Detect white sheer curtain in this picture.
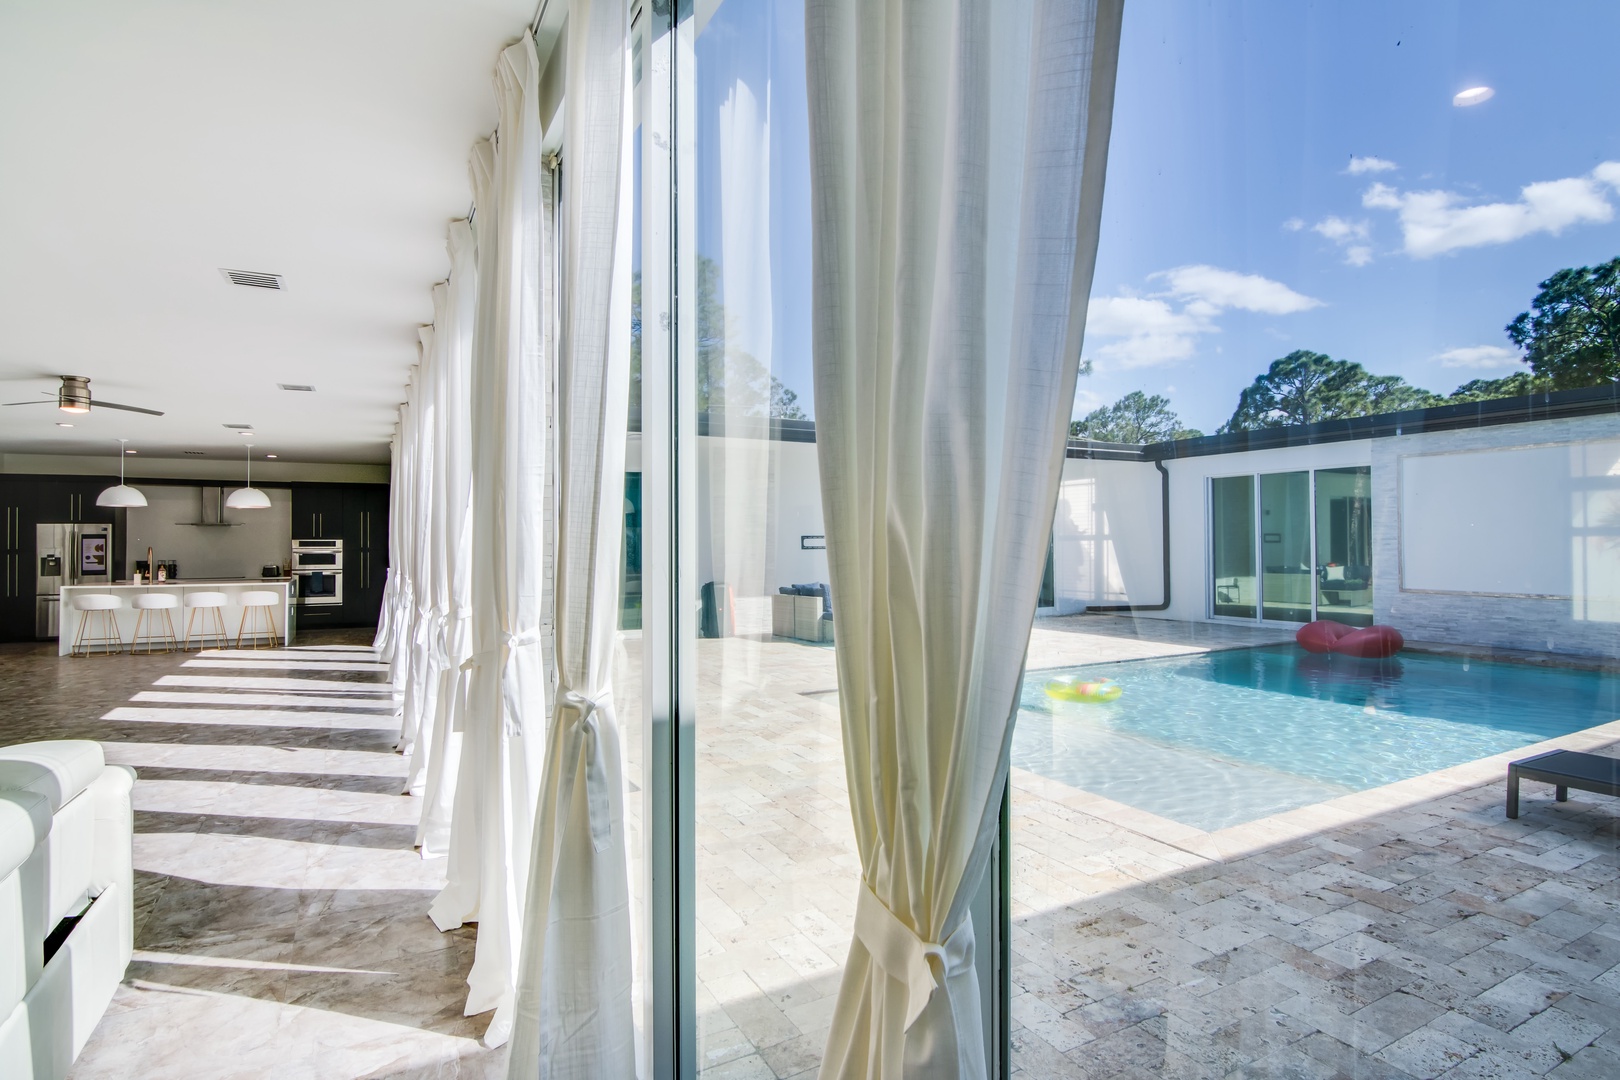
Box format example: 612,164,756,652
507,0,634,1072
417,220,478,858
375,426,402,660
429,31,552,1051
390,380,420,720
804,0,1121,1075
403,311,445,787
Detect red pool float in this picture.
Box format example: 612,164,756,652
1296,620,1404,659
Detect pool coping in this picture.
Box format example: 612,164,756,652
1012,717,1620,866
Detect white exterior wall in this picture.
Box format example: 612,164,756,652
1158,440,1374,623
1374,413,1620,658
625,429,828,598
1049,458,1164,614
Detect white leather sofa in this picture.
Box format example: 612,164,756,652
0,741,134,1079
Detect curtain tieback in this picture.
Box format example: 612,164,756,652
459,630,545,736
556,689,614,854
854,882,974,1033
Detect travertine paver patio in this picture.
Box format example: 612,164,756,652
689,613,1620,1079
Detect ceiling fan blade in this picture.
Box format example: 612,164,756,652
93,399,165,417
1,399,53,406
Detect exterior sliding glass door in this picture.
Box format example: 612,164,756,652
1209,466,1374,625
1210,475,1257,618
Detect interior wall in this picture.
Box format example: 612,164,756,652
124,486,294,581
0,454,389,484
1375,414,1620,656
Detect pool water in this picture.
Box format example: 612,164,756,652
1012,646,1620,832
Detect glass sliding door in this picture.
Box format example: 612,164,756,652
1259,470,1313,623
1314,466,1373,627
1210,475,1257,618
677,2,857,1075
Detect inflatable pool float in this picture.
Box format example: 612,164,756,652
1296,619,1405,659
1045,676,1122,703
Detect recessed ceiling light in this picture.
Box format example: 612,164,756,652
239,431,255,436
1453,86,1494,107
265,453,277,459
56,422,73,428
125,449,137,454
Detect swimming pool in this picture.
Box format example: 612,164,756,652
1012,646,1620,832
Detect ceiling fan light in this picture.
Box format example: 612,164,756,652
96,484,147,508
225,487,272,510
58,375,93,413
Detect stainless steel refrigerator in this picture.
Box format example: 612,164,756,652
36,522,114,639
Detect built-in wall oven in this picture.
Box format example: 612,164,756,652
292,538,342,606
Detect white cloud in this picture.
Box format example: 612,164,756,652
1363,161,1620,257
1085,296,1207,368
1433,345,1525,370
1347,155,1398,175
1282,217,1305,232
1345,245,1373,267
1312,216,1370,243
1084,267,1321,370
1155,265,1323,315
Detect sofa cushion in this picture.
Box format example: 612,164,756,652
0,794,49,884
0,742,105,812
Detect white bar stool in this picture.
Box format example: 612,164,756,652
70,594,124,657
183,591,230,651
237,591,281,650
131,593,181,654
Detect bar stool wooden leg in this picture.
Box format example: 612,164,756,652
71,608,89,658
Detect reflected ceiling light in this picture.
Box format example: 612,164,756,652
1453,86,1494,107
96,439,148,507
225,443,272,509
56,422,73,428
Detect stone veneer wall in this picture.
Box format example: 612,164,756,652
1372,412,1620,659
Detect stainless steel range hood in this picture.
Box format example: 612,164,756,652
176,486,243,526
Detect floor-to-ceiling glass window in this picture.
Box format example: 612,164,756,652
675,2,855,1075
1008,3,1620,1077
1259,470,1313,623
1210,475,1257,618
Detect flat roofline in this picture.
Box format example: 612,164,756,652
1066,382,1620,462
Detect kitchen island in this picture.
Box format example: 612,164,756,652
58,579,295,655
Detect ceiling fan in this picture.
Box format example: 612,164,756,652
1,375,164,417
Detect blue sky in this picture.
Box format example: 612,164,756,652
694,1,1620,433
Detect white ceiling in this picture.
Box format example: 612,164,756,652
0,0,536,465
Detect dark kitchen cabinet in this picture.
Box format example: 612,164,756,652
290,482,389,629
291,485,346,541
342,485,389,629
0,477,34,643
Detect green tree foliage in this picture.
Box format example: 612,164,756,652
1446,370,1555,403
1507,256,1620,389
1070,391,1202,443
1220,350,1442,432
629,257,807,421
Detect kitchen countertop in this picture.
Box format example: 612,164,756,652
65,578,294,588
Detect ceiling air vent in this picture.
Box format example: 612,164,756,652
223,423,253,430
183,450,207,456
278,383,315,392
220,268,284,290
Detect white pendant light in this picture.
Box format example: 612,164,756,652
226,443,272,509
96,439,148,507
